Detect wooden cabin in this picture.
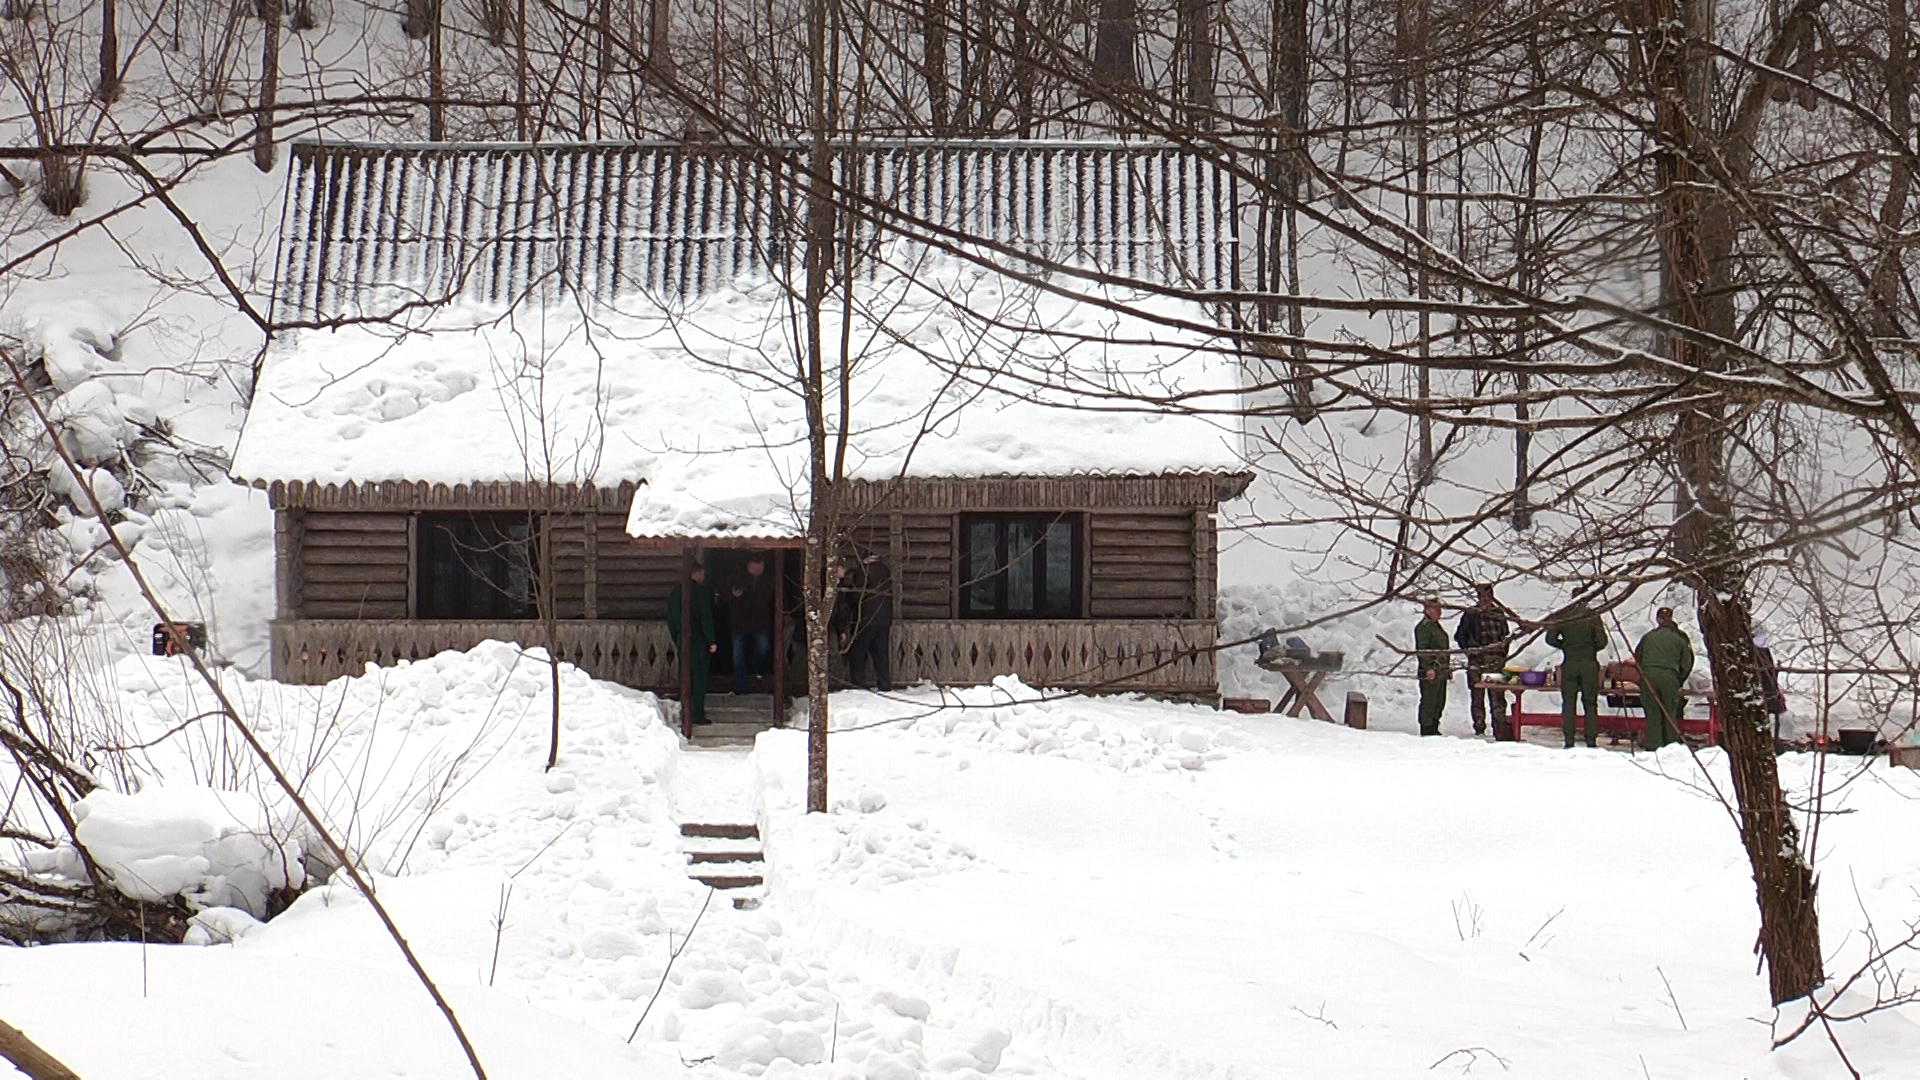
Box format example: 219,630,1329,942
235,141,1252,707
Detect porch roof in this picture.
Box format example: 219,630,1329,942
231,258,1248,538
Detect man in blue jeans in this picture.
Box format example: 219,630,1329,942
726,554,774,694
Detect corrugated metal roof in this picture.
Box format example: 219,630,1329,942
272,140,1245,323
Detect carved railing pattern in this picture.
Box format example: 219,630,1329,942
271,617,1219,696
269,619,678,687
891,619,1217,695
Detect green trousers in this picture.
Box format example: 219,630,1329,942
1418,673,1447,735
1641,668,1684,750
683,645,711,724
1560,660,1600,747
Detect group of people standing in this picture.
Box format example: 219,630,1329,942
665,549,895,725
1412,586,1774,750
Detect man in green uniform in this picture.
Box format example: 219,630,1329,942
1634,607,1695,751
666,564,718,726
1545,594,1608,748
1415,599,1450,737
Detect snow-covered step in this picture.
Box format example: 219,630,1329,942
680,822,759,841
678,821,766,909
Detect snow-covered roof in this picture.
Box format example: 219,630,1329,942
231,259,1248,539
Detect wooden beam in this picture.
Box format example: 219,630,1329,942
679,547,694,739
888,507,904,621
0,1015,81,1080
772,552,787,726
583,509,598,620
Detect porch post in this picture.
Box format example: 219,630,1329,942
772,550,787,726
679,546,694,739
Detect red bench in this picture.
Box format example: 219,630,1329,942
1475,682,1721,745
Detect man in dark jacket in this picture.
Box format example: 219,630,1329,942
834,550,894,692
1414,599,1450,736
1545,594,1608,748
1634,607,1695,751
666,564,718,725
726,554,774,694
1454,583,1513,738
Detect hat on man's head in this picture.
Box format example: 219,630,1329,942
1656,606,1675,623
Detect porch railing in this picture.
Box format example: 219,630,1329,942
269,618,678,687
271,617,1219,696
891,619,1218,696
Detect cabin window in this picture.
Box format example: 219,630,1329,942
415,513,538,619
958,513,1083,619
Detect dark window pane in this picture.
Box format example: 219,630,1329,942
1006,522,1036,612
416,513,537,619
967,520,999,612
1044,521,1074,614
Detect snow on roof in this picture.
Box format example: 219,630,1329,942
231,258,1247,538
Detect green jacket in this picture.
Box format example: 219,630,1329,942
666,582,717,646
1545,604,1608,664
1415,617,1450,677
1635,624,1695,680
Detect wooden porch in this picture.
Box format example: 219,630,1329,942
268,617,1218,697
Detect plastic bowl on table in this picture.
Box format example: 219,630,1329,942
1518,670,1549,687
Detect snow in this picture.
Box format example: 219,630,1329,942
228,259,1247,538
752,689,1920,1079
65,786,302,917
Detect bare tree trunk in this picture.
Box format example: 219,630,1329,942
1512,35,1544,530
39,154,82,216
404,0,432,39
428,0,444,138
595,0,612,137
1266,0,1313,418
540,514,561,770
648,0,675,85
804,0,833,814
1011,0,1035,136
1411,0,1434,487
515,0,528,137
291,0,315,32
254,0,281,172
1093,0,1136,86
0,1015,81,1080
1871,0,1913,338
1177,0,1213,123
97,0,120,102
924,0,950,133
1630,0,1823,1004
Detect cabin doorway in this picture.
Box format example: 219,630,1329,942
698,548,801,696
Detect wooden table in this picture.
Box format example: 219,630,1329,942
1259,653,1343,723
1474,681,1721,744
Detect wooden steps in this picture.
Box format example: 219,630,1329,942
678,821,766,909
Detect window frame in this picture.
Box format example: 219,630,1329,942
414,511,540,619
956,512,1085,620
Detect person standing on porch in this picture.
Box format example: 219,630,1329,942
1634,607,1695,751
727,554,775,694
836,549,894,692
1545,592,1608,748
1414,599,1450,737
1453,583,1513,738
667,564,717,726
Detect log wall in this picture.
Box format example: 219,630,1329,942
289,511,410,619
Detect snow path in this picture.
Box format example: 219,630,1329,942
674,746,761,825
